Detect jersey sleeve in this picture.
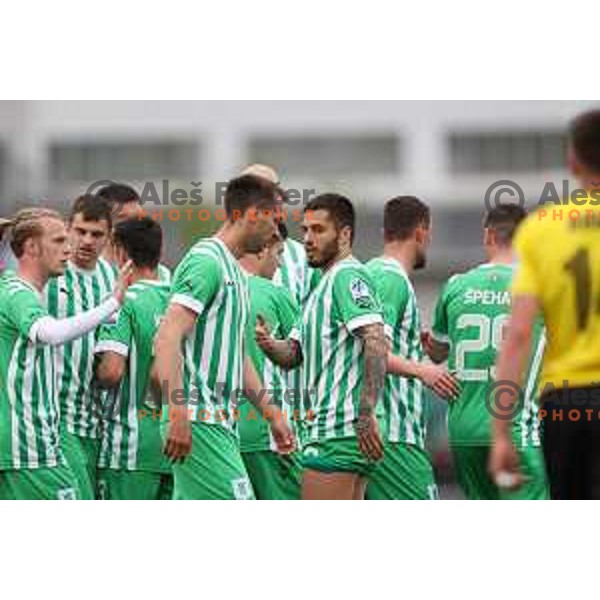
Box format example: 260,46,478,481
5,281,48,341
511,216,541,299
374,270,410,341
431,277,455,343
95,300,133,357
275,286,300,339
332,267,383,334
170,252,222,315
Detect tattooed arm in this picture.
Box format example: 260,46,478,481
354,322,387,461
254,315,303,370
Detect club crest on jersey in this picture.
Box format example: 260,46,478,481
349,277,373,308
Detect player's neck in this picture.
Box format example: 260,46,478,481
383,243,414,275
216,223,245,259
131,267,158,284
486,247,514,265
238,256,260,276
71,256,98,272
17,261,48,292
323,246,352,272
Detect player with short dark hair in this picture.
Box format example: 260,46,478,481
365,196,458,500
427,204,548,499
383,195,431,244
94,217,173,500
304,193,356,245
261,193,387,500
112,217,162,269
96,183,141,223
568,109,600,173
154,174,295,500
491,110,600,499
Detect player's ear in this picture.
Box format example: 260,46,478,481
24,236,40,258
483,227,494,247
339,225,352,247
414,225,427,244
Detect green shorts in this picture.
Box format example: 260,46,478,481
302,437,379,477
170,423,255,500
366,442,438,500
242,451,301,500
97,469,174,500
0,464,79,500
451,444,549,500
61,431,100,500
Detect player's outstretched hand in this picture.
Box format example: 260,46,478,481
489,435,524,491
270,415,296,455
356,414,384,462
164,417,192,463
255,314,275,353
420,363,460,400
113,260,134,305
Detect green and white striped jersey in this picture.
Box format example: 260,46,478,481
432,263,544,448
239,274,300,453
45,259,116,439
367,257,427,448
297,256,383,443
0,275,63,469
95,279,171,472
169,237,249,432
273,238,320,306
273,238,321,441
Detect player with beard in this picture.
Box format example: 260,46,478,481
365,196,459,500
154,175,295,500
257,194,387,500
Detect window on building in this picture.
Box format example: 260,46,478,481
448,130,567,174
248,134,400,178
49,140,199,181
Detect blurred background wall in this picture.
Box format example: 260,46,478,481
1,100,597,495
